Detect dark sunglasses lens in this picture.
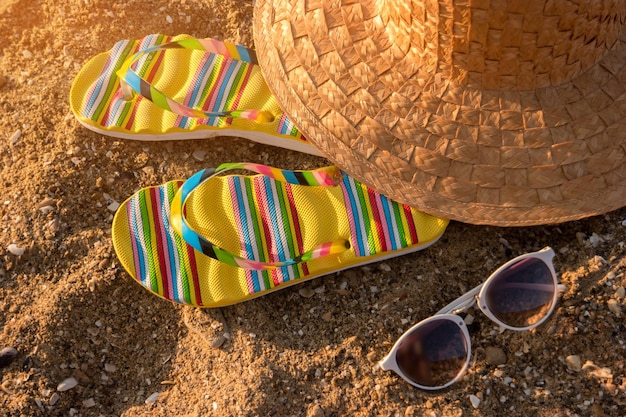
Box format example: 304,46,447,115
395,319,468,388
485,257,555,328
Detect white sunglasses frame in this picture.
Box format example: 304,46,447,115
378,246,565,390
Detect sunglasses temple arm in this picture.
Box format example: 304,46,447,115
435,283,484,315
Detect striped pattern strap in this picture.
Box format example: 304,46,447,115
170,163,350,270
116,38,275,123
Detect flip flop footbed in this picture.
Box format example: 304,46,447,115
70,34,317,155
112,173,449,307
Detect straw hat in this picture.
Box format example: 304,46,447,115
253,0,626,226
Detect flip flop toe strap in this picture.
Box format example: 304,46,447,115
115,38,275,123
170,163,350,270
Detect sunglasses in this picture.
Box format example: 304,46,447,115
378,246,566,390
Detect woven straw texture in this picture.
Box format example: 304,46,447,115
253,0,626,226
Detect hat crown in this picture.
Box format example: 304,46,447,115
383,0,626,90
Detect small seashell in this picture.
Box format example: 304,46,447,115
22,50,33,58
49,393,60,406
607,299,622,315
0,347,18,368
565,355,582,372
9,129,21,145
166,15,173,23
7,244,24,256
299,288,315,298
210,335,226,349
57,377,78,392
145,392,160,404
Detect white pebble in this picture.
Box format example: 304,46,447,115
615,287,625,300
145,392,160,404
57,377,78,392
104,363,117,373
7,244,24,256
469,394,481,408
107,201,120,212
82,398,96,408
589,232,604,247
9,129,21,145
166,15,173,23
192,150,207,161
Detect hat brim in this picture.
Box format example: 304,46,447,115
253,0,626,226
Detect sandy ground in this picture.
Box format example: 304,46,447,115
0,0,625,416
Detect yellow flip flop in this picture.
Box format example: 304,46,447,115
112,163,449,308
70,34,319,155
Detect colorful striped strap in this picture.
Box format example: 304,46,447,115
170,163,350,270
115,38,275,123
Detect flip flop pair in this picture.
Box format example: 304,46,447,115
72,34,450,307
70,34,319,155
112,163,449,308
